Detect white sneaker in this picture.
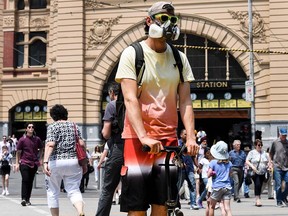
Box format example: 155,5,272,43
1,190,6,195
5,189,9,195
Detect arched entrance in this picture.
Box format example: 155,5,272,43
93,14,263,145
10,100,47,142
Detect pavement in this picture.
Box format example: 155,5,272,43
1,170,288,216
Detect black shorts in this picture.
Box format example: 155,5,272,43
0,165,11,176
120,138,178,212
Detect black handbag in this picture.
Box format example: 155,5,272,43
263,171,270,183
245,168,254,185
88,165,94,173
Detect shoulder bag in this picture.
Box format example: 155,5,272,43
245,151,261,185
73,123,87,166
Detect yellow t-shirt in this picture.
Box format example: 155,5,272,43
115,41,194,140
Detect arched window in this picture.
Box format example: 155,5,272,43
174,34,246,81
15,31,47,68
29,32,47,66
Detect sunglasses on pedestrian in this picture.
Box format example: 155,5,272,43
153,14,179,24
256,144,263,147
28,126,34,129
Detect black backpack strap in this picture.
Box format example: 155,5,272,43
131,42,183,84
130,42,145,86
168,43,184,82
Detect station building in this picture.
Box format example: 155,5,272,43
1,0,288,148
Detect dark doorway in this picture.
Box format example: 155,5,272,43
177,114,250,151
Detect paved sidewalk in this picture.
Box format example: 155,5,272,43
1,171,288,216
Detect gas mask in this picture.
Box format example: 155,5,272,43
149,20,180,41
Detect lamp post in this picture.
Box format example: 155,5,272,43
248,0,255,143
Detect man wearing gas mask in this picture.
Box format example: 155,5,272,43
115,2,199,216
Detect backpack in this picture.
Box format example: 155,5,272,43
116,41,184,132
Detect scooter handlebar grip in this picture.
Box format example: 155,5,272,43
142,145,151,152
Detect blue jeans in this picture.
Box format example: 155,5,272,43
187,172,197,206
273,167,288,204
243,182,250,194
198,177,208,203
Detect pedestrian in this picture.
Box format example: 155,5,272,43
0,135,11,155
10,134,18,156
80,150,93,193
0,145,13,195
43,104,86,216
195,136,208,200
246,139,272,207
95,82,124,216
196,127,207,144
178,129,187,147
178,129,190,201
15,122,43,206
91,145,102,184
242,145,252,198
207,141,233,216
197,147,211,208
180,146,199,210
229,140,246,203
269,127,288,207
115,2,199,215
261,147,274,199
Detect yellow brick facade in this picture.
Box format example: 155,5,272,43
1,0,288,147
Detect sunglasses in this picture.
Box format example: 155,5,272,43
28,126,34,129
257,144,263,147
153,14,178,24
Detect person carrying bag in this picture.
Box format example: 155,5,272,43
246,139,272,207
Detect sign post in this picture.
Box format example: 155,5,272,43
245,80,254,102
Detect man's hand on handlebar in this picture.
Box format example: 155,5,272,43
140,137,163,154
185,138,199,156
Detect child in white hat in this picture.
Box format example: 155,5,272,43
207,141,233,216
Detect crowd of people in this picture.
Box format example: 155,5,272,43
1,123,288,215
174,126,288,216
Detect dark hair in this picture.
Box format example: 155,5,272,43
50,104,68,121
25,122,34,128
200,136,207,143
254,139,262,146
24,122,36,136
144,20,149,35
204,147,210,155
107,82,120,96
2,145,8,150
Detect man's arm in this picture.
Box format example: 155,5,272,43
15,150,21,172
178,82,198,156
269,142,275,162
102,121,112,140
121,78,162,154
97,149,108,169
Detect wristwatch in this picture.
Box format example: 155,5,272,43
43,161,48,164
